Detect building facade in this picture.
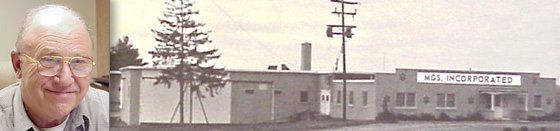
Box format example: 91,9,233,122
118,67,331,124
116,43,558,124
117,66,558,125
227,70,329,123
330,68,558,120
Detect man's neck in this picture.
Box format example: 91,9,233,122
23,104,69,128
33,118,66,128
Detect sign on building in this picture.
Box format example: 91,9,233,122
417,72,521,86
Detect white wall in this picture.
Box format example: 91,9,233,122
120,67,231,124
330,81,377,120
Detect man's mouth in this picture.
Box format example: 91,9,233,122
46,89,76,94
45,89,77,101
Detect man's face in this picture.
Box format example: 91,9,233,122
18,18,93,121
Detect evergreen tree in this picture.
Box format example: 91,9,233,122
149,0,226,124
110,36,146,70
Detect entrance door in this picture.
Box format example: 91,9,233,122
494,95,504,119
320,90,331,115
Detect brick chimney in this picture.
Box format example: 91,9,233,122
301,42,311,71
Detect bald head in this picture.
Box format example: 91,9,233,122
10,5,95,127
15,5,90,53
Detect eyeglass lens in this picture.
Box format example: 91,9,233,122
37,56,93,77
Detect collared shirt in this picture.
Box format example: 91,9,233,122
0,83,109,131
42,115,68,131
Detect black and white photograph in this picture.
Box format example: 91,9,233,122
1,0,559,131
108,0,560,130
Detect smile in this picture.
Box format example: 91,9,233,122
45,89,76,94
45,89,77,102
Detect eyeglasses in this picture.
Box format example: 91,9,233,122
22,54,95,77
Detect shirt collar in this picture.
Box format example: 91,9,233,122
13,85,91,131
13,86,38,131
66,102,90,130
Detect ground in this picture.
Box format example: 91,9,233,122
327,121,560,131
111,120,560,131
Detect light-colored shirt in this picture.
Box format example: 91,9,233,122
0,83,109,131
42,115,69,131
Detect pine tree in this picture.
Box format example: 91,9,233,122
110,36,146,70
149,0,226,124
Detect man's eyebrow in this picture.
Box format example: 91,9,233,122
36,46,91,58
74,53,92,58
37,47,57,56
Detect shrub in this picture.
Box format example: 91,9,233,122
549,111,560,121
376,111,398,123
465,112,485,121
453,115,466,121
376,95,397,123
394,113,405,120
287,110,316,122
528,111,560,121
377,112,486,122
396,113,429,121
437,112,452,121
520,126,528,131
395,113,413,121
419,113,436,121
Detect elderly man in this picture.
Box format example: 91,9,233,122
0,5,108,131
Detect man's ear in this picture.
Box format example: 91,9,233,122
10,50,22,79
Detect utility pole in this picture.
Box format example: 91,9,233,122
326,0,358,121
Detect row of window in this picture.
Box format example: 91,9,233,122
395,92,546,109
397,93,455,108
246,89,547,109
246,89,369,105
245,89,310,102
335,91,369,106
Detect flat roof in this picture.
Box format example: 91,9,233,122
226,69,329,74
397,68,540,75
119,66,550,79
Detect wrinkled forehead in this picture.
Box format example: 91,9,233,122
21,7,92,57
32,7,79,34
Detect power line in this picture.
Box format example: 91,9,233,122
326,0,359,121
208,0,292,67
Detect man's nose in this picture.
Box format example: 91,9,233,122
54,61,75,87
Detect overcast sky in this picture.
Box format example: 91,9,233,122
111,0,560,83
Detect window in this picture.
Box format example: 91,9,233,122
447,94,455,107
245,89,254,94
482,94,491,109
534,95,542,109
349,91,354,105
362,91,368,106
396,92,416,108
326,96,329,101
518,97,525,105
436,93,456,108
336,91,341,103
494,95,501,107
437,94,445,107
274,90,282,95
300,91,308,102
396,93,405,107
406,93,415,107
